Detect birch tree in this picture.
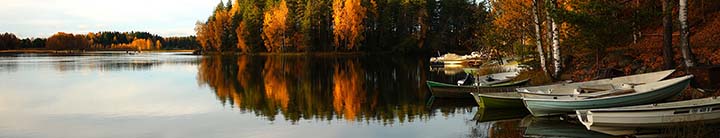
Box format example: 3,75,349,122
547,0,561,77
532,0,547,74
679,0,695,67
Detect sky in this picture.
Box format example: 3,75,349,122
0,0,221,38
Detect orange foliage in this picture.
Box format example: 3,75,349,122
46,32,90,50
195,22,210,50
332,0,366,50
236,22,250,52
262,0,290,52
109,39,161,51
492,0,532,31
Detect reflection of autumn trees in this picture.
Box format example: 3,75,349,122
332,60,365,120
197,55,446,124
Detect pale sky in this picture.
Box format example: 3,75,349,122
0,0,222,38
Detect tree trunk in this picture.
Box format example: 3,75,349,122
679,0,695,67
533,0,548,74
662,0,675,69
549,0,561,77
545,0,553,73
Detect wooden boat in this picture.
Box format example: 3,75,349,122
471,92,524,109
523,75,693,117
576,95,720,131
427,78,529,98
517,69,676,95
470,70,677,108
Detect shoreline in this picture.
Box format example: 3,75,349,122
0,49,417,56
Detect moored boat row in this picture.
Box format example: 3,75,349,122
452,69,720,135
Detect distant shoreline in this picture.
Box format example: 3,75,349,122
0,49,409,56
0,49,195,54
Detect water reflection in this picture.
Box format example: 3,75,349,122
197,55,446,124
0,53,198,72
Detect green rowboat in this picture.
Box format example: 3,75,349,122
471,92,525,109
426,79,529,98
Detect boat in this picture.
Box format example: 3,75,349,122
427,72,529,98
469,70,677,108
517,69,676,95
576,95,720,131
470,92,524,109
523,75,693,117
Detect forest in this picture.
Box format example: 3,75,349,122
194,0,720,80
0,32,199,51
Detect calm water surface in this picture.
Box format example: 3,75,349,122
0,52,714,138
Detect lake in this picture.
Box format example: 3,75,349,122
0,52,716,138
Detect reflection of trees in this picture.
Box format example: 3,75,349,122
332,60,365,120
0,57,18,72
198,55,456,124
51,55,198,72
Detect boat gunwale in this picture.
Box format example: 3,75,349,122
518,69,676,91
427,78,529,88
475,92,522,100
521,75,693,102
586,96,720,112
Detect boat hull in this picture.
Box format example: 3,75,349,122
578,96,720,129
427,79,528,98
523,76,691,116
471,92,524,109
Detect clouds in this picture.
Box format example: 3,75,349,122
0,0,218,38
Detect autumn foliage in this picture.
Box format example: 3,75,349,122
332,0,366,50
46,32,90,50
262,0,290,52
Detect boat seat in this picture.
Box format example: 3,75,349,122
577,84,615,93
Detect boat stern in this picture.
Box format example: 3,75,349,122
576,110,594,130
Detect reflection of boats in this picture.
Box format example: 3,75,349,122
426,72,529,98
522,116,614,138
426,98,477,110
577,96,720,130
474,108,529,123
523,75,693,117
518,70,676,96
471,92,524,109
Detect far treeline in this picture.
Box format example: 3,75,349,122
0,32,200,51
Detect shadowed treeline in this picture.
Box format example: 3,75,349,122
197,55,472,124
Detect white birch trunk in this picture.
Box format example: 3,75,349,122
533,0,547,73
545,1,553,69
548,0,561,77
679,0,695,67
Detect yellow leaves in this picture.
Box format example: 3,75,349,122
262,0,290,52
109,38,160,51
333,0,366,50
492,0,532,31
